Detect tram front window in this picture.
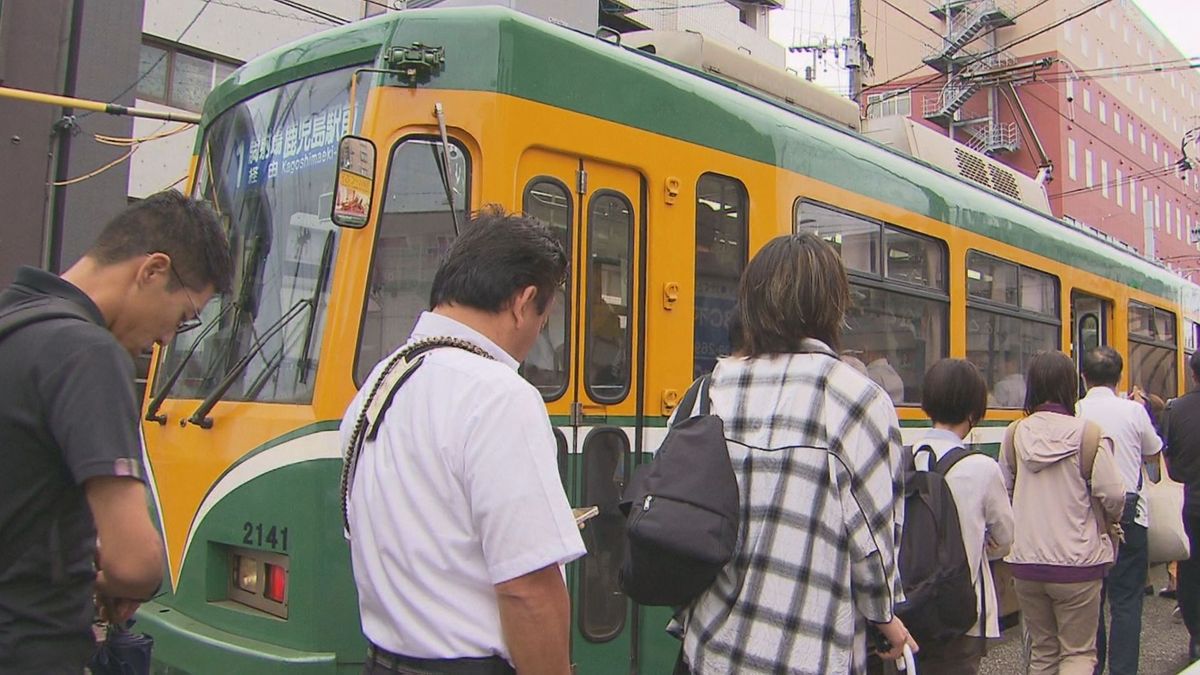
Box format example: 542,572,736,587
154,66,366,404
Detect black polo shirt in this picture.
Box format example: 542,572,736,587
0,267,144,671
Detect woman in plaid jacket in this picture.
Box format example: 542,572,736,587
677,233,916,674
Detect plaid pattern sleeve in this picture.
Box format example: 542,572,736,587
680,342,905,675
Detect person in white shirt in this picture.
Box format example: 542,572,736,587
912,359,1015,675
341,208,586,675
1076,346,1162,675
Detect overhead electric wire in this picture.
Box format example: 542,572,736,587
1020,83,1200,213
877,0,945,40
864,0,1098,109
267,0,347,24
98,1,212,111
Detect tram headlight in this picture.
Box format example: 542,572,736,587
234,555,259,593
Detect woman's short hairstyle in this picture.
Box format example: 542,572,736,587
921,359,989,427
737,233,849,357
1023,350,1079,415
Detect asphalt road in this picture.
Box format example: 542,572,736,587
980,565,1194,675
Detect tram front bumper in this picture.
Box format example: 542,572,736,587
136,599,342,674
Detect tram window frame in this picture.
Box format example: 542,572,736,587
584,190,635,405
520,177,573,401
794,199,950,405
352,135,471,386
694,173,748,379
1128,301,1178,399
578,427,630,642
965,250,1061,408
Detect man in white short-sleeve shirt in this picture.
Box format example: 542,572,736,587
1076,345,1162,675
341,208,585,675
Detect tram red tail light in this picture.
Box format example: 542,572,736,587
264,563,288,603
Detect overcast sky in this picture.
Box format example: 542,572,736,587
769,0,1200,96
1132,0,1199,58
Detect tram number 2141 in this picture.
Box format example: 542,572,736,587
242,521,290,551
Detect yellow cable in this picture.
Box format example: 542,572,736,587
50,147,136,186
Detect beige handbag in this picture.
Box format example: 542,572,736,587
1147,454,1191,564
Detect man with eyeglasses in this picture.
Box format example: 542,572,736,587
0,191,233,673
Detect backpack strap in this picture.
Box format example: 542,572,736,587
1080,420,1102,483
1002,419,1021,481
0,297,94,345
341,336,494,534
933,445,978,477
672,375,711,427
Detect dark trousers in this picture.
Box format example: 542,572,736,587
1095,521,1148,675
1179,513,1200,644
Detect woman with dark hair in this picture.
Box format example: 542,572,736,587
999,351,1125,675
910,359,1013,674
675,233,914,674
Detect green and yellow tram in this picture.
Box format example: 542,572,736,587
139,7,1200,672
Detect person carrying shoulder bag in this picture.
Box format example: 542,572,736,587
1000,351,1126,675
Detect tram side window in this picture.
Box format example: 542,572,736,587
694,174,748,378
796,200,948,405
585,193,633,403
1129,302,1177,400
966,251,1060,408
1186,321,1199,390
521,179,572,400
354,138,469,384
579,429,629,642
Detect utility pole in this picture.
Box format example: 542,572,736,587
848,0,862,104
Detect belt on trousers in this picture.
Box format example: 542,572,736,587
366,644,516,675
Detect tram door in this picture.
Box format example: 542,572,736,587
518,150,644,674
1072,293,1110,393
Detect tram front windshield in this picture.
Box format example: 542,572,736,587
154,67,364,405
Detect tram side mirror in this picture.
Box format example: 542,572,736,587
332,135,376,229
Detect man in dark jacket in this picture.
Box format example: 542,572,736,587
1162,350,1200,662
0,192,232,672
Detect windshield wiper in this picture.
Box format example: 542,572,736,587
243,229,336,399
433,102,460,236
145,300,239,424
186,298,312,429
297,229,336,384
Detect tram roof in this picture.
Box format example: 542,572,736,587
205,6,1193,305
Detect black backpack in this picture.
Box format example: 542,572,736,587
894,445,979,647
618,375,740,607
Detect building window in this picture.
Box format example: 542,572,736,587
1116,169,1124,206
1081,32,1090,56
1167,202,1173,234
363,0,386,17
1178,207,1184,240
1155,193,1161,228
136,39,239,112
1085,149,1094,188
1114,111,1121,135
1099,100,1107,124
1154,142,1159,162
1101,160,1110,198
865,92,911,119
1067,138,1077,181
1131,177,1138,214
1142,131,1147,154
1128,122,1134,144
1066,78,1075,101
739,5,759,28
1083,88,1092,112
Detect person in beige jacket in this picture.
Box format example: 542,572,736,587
999,351,1126,675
